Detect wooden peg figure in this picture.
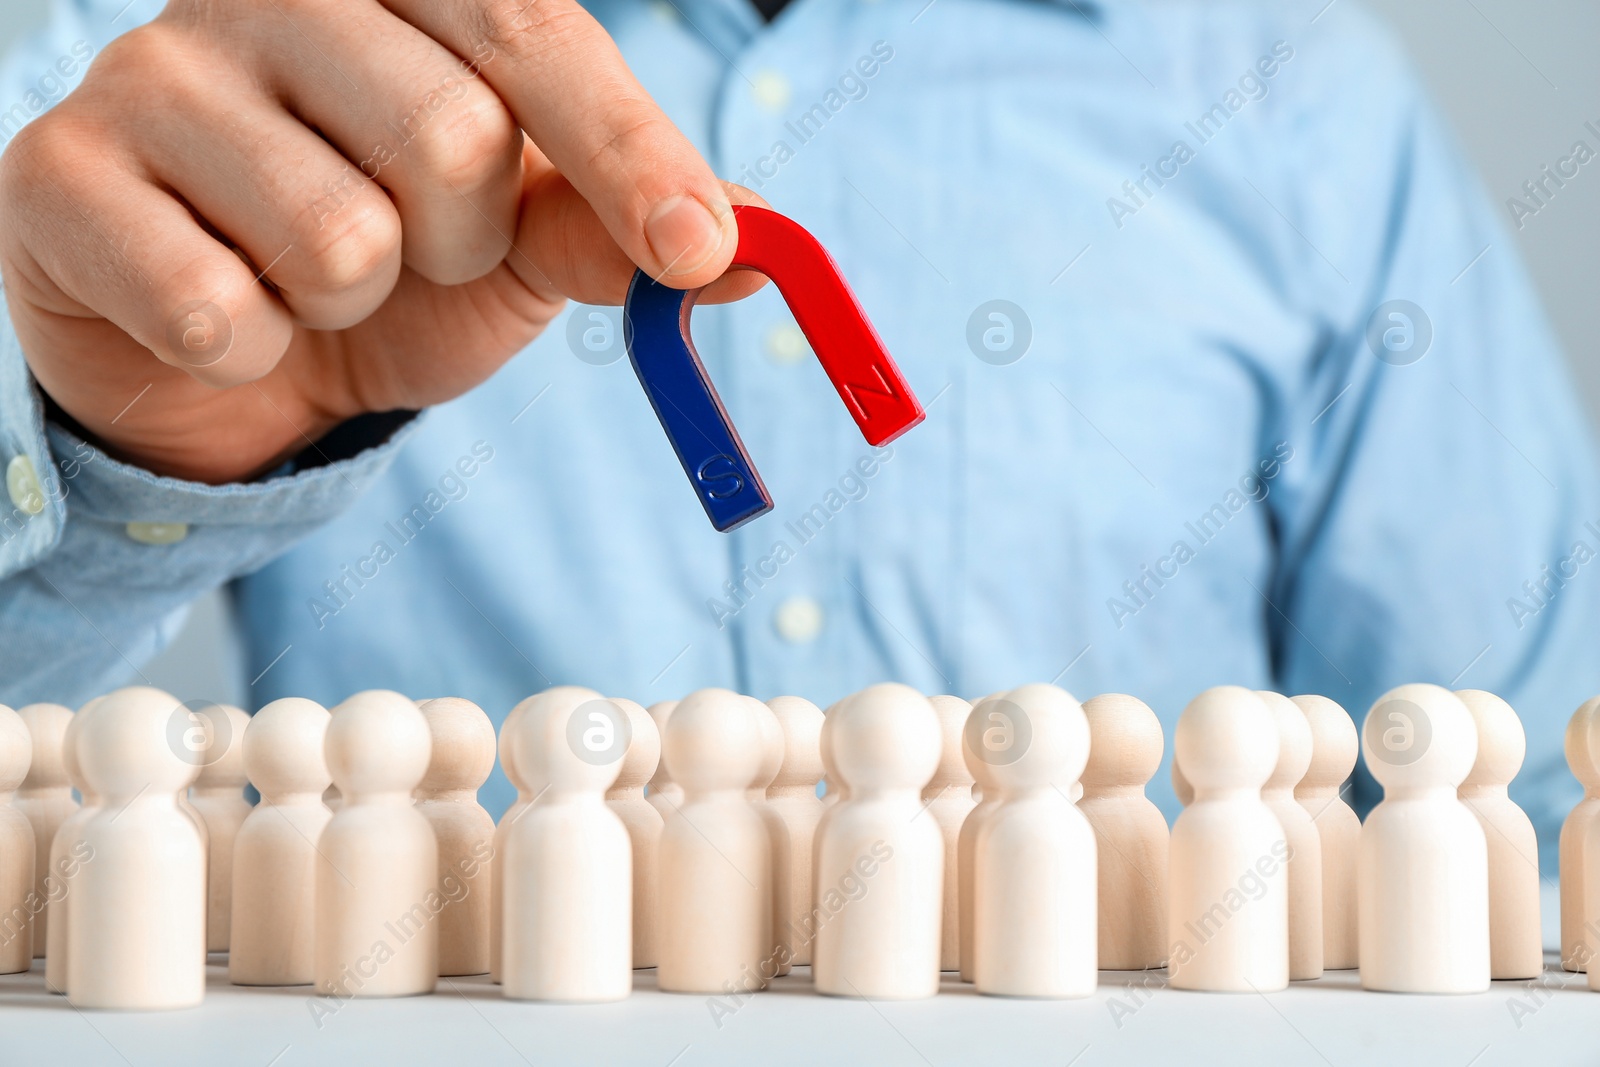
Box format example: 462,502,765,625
45,696,101,996
314,690,438,998
645,700,681,823
819,699,849,809
1562,697,1600,972
925,695,976,972
1358,684,1488,994
417,697,498,977
1172,755,1194,807
766,696,825,968
657,688,773,994
1167,686,1287,992
958,699,1005,984
603,697,662,970
188,703,252,954
490,690,590,982
14,703,74,958
1452,690,1540,981
0,705,34,973
813,683,943,1000
1292,694,1360,971
1576,704,1600,992
490,691,545,983
810,705,844,959
174,734,210,867
1257,691,1323,981
1079,693,1167,971
229,697,332,986
971,684,1096,997
501,689,632,1001
744,697,791,976
69,687,206,1009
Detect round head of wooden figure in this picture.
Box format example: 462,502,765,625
326,690,432,799
1080,694,1162,795
745,697,784,793
832,683,940,796
418,697,497,797
819,710,839,791
662,688,763,796
192,704,251,790
0,705,31,796
646,700,679,792
244,697,331,800
1171,758,1194,806
501,694,545,794
962,699,1006,797
1361,683,1477,794
1457,690,1526,791
983,684,1088,794
1175,686,1277,796
606,697,660,794
926,695,976,792
16,703,72,792
513,686,625,796
77,686,195,801
1291,695,1357,794
767,696,824,793
1568,697,1600,790
61,704,90,795
1257,691,1314,794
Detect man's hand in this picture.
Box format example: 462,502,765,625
0,0,764,484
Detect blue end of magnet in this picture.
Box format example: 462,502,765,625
623,270,773,532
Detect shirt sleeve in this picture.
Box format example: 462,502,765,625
0,286,420,708
1257,14,1600,865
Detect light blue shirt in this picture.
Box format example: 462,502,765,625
3,0,1597,869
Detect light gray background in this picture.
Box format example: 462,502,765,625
3,0,1597,707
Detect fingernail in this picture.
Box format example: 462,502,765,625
645,196,728,277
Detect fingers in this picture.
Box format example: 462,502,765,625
507,151,767,307
701,185,774,304
261,1,524,287
377,0,738,288
135,82,405,331
0,115,294,390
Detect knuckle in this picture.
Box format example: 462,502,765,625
472,0,590,63
90,25,216,116
406,91,518,193
153,265,269,381
0,114,108,226
0,114,49,193
0,117,75,195
91,24,174,89
295,188,401,294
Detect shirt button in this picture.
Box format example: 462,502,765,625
765,324,810,365
774,596,824,644
6,455,45,516
752,71,792,112
125,522,189,545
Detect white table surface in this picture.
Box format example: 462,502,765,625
3,884,1590,1067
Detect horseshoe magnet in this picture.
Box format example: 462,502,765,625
623,205,924,532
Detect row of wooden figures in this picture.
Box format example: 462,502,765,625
0,680,1574,1009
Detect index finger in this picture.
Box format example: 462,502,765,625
375,0,737,288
